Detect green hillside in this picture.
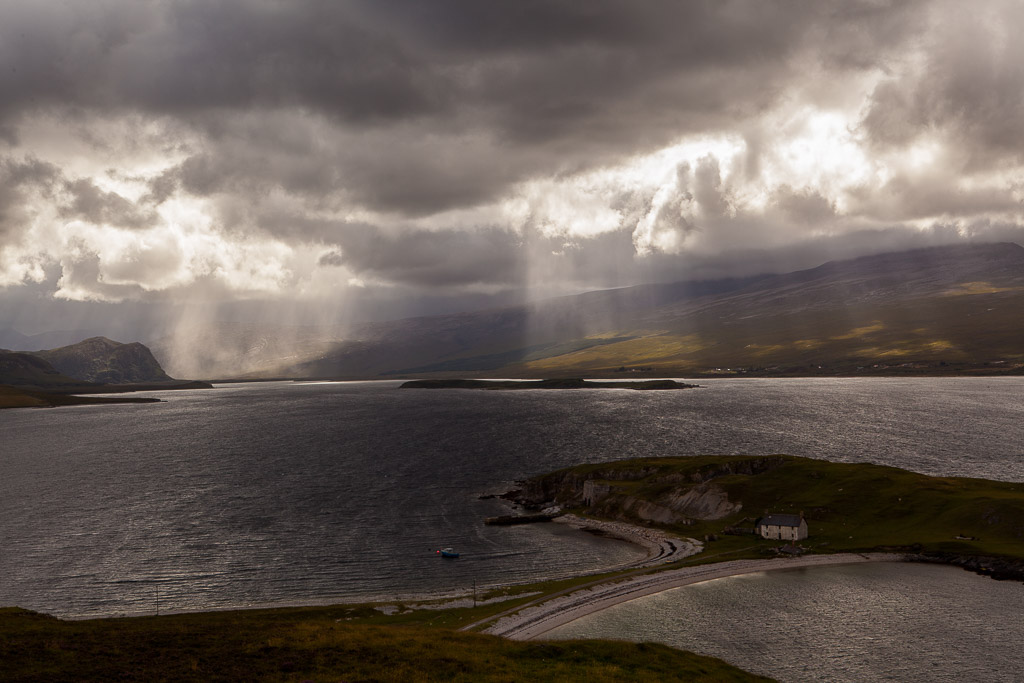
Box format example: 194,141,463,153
288,243,1024,379
523,455,1024,562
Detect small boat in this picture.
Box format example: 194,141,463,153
437,547,460,558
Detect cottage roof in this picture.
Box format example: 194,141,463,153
760,513,803,528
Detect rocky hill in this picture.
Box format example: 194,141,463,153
34,337,172,384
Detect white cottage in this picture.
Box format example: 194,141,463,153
756,513,808,541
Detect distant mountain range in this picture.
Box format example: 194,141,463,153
4,243,1022,382
0,328,108,352
282,242,1024,378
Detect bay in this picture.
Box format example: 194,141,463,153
2,377,1023,620
546,561,1024,683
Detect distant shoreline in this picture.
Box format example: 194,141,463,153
399,378,698,390
0,381,210,410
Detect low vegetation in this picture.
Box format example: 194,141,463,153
0,606,771,682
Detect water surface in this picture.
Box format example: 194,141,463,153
547,561,1024,683
2,377,1022,619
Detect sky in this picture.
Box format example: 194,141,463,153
1,0,1023,338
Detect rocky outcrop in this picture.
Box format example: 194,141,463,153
592,484,741,526
909,552,1024,582
34,337,173,384
662,484,742,520
512,456,780,526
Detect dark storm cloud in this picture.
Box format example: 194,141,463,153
330,225,524,288
772,186,837,225
0,155,156,238
0,1,445,127
60,178,157,229
0,156,59,239
0,0,928,217
859,0,1024,166
1,0,1022,321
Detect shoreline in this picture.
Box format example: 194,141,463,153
552,514,703,569
482,552,907,641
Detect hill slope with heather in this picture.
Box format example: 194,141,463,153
284,242,1024,379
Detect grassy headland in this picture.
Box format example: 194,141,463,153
516,455,1024,569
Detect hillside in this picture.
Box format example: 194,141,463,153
34,337,172,384
0,351,98,391
284,242,1024,378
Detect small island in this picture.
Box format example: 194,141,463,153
400,378,698,390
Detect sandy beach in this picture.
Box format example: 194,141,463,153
552,514,703,569
483,552,908,640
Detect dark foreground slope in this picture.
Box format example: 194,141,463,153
0,606,770,683
288,242,1024,378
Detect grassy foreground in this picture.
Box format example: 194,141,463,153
0,606,771,682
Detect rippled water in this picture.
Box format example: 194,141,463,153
2,377,1023,621
547,561,1024,683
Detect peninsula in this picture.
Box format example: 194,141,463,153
469,454,1024,639
505,454,1024,578
5,453,1021,681
400,378,698,390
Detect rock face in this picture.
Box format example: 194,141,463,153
516,455,784,526
34,337,173,384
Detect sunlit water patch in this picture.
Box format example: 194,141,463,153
546,561,1024,682
2,378,1023,619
